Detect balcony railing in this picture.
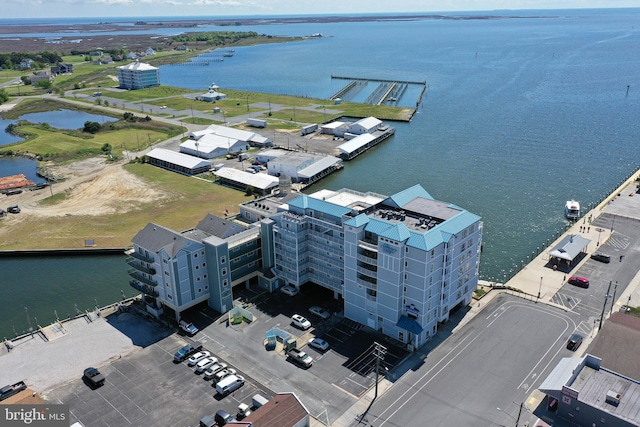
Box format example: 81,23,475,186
358,240,378,252
129,280,159,298
126,258,156,274
128,251,155,263
128,269,158,287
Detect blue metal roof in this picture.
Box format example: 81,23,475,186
397,315,424,334
288,194,352,219
380,222,411,241
344,213,370,227
436,211,481,235
404,211,481,251
386,184,433,208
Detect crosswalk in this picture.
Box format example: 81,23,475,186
550,292,581,311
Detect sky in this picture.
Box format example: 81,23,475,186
2,0,638,19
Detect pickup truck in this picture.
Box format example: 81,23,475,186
179,320,199,335
173,341,203,363
0,381,27,401
83,367,105,388
287,348,313,368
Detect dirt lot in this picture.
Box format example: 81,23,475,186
0,158,167,236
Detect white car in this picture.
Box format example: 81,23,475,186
160,105,167,109
281,286,298,296
308,337,330,352
194,356,218,373
187,351,211,366
203,363,228,380
212,368,237,384
309,306,331,319
291,314,311,330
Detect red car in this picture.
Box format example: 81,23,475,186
568,276,589,288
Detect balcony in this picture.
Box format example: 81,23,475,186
129,280,159,298
128,250,155,263
126,258,156,274
358,240,378,253
128,269,158,287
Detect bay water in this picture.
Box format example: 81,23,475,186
1,9,639,338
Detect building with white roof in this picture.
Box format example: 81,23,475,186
321,121,349,137
146,148,211,175
129,183,482,348
188,124,272,148
214,168,279,196
180,134,246,159
348,116,382,135
116,60,160,90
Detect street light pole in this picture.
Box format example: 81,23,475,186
537,276,543,302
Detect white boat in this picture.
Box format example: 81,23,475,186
565,200,580,219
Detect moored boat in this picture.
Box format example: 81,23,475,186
565,200,580,219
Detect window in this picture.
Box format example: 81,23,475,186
167,294,173,300
195,265,199,270
398,332,404,342
221,256,226,264
197,277,200,281
204,274,207,278
198,288,202,293
194,253,198,258
204,286,208,290
222,268,227,275
223,280,228,287
202,263,206,267
430,249,435,258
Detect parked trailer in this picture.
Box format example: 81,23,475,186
300,124,318,136
252,394,269,409
247,118,267,128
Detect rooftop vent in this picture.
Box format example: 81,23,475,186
606,390,621,406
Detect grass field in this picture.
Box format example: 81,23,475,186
0,163,252,250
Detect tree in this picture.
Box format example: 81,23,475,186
103,100,109,107
83,121,101,134
35,79,52,90
0,89,8,105
101,143,112,153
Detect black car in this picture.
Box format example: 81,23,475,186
567,333,583,351
173,341,203,363
590,252,611,263
83,367,105,387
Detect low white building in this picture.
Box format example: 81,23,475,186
348,116,382,135
188,124,272,148
146,148,211,175
180,134,245,159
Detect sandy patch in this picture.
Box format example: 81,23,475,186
1,158,167,221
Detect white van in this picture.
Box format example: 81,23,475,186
216,374,245,396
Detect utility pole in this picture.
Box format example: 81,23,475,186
599,281,613,331
358,342,386,423
537,276,543,302
515,401,523,427
610,282,618,316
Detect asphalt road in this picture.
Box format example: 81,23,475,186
359,294,582,427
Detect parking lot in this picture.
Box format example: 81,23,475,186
45,333,274,426
42,283,408,426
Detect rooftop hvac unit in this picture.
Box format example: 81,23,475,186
606,390,621,406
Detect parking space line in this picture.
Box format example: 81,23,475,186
330,382,361,399
98,389,132,425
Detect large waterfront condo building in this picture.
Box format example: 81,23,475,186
116,60,160,90
128,184,482,348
